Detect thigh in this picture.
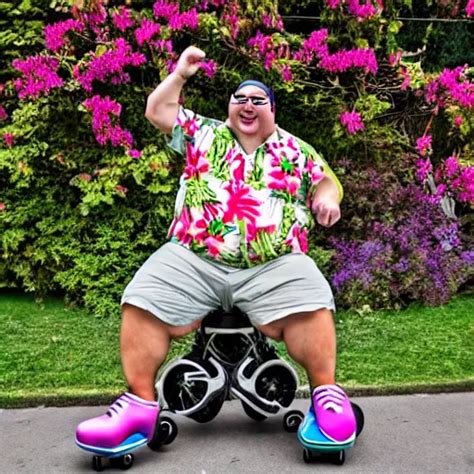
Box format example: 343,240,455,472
121,243,223,326
233,253,335,327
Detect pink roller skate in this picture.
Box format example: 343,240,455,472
312,384,357,443
297,385,364,465
75,393,177,471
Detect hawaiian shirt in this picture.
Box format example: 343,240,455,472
166,107,343,268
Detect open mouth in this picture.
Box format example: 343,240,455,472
240,114,256,125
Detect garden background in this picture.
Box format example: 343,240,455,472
0,0,473,404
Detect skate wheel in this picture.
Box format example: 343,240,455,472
241,401,267,422
148,416,178,451
303,448,313,464
159,416,178,445
92,455,104,472
351,402,365,436
283,410,304,432
118,453,134,470
333,450,345,465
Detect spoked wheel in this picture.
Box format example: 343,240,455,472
148,416,178,451
241,401,267,422
283,410,304,432
92,455,104,472
351,402,365,436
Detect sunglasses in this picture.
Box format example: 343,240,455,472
230,94,269,106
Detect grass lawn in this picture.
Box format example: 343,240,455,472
0,291,472,407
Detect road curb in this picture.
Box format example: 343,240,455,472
1,380,473,409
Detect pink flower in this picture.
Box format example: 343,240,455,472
416,135,432,156
415,158,432,181
199,60,217,78
466,0,474,17
326,0,342,8
0,202,5,212
319,48,378,74
294,29,329,64
444,156,459,178
112,6,135,32
3,133,14,147
12,55,64,100
83,95,134,148
223,7,240,39
44,19,84,52
400,68,411,90
134,19,161,47
340,111,365,134
128,149,142,159
75,38,146,92
454,116,463,127
388,51,402,66
153,0,179,20
0,105,8,121
281,65,292,82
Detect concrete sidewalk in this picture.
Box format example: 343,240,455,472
1,393,473,473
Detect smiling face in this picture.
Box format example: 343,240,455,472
227,85,276,147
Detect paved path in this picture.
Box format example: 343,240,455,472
1,393,473,473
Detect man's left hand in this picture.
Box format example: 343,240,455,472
312,197,341,228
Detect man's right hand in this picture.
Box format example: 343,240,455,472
174,46,206,80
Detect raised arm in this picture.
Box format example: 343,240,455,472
145,46,206,133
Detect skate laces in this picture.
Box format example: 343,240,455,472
313,385,347,415
106,395,129,418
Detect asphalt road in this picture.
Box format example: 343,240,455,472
1,393,473,473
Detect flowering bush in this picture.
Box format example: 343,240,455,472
0,0,472,315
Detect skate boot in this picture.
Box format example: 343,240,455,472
297,385,358,465
75,393,160,455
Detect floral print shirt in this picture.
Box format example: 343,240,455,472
167,107,343,268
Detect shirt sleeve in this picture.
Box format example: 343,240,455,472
166,107,201,156
299,139,344,203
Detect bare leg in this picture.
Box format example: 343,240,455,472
120,303,201,401
258,308,336,388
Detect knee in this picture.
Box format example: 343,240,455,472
257,323,283,341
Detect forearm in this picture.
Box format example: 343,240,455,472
313,176,340,204
145,72,187,133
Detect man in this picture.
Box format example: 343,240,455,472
76,46,356,452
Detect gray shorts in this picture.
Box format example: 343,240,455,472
121,242,335,327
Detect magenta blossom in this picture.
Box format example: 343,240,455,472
74,38,146,92
112,7,135,32
199,60,217,78
0,105,8,121
134,19,161,47
128,149,142,159
319,48,378,74
3,133,14,147
466,0,474,17
454,116,463,127
416,135,432,156
416,158,433,181
83,95,134,148
12,55,64,100
340,111,365,134
44,19,84,52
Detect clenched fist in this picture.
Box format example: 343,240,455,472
175,46,206,80
312,197,341,228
